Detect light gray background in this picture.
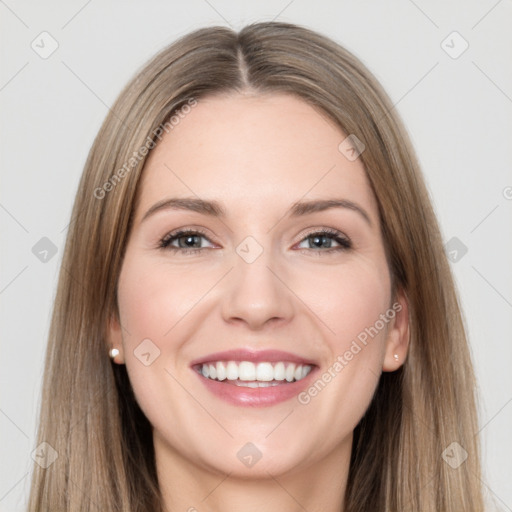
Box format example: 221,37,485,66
1,1,511,511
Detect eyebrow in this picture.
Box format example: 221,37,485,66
141,197,372,226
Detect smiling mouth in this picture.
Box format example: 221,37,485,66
194,360,313,387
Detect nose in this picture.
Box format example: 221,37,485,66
221,247,295,330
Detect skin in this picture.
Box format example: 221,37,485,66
108,92,409,512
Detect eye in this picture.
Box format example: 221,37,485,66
158,227,351,255
159,229,216,254
296,228,352,253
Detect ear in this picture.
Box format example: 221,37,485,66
382,287,410,372
106,312,125,365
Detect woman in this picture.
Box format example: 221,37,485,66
28,21,484,511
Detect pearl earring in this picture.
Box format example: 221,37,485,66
109,348,120,360
393,354,399,362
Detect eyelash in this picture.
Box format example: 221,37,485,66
158,228,352,255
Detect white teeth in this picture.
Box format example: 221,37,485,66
274,362,285,381
199,361,313,384
256,362,274,381
226,361,238,380
239,361,256,381
216,361,227,381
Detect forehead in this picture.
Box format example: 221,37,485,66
135,93,378,223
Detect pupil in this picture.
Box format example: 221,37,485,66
311,235,331,248
180,235,200,248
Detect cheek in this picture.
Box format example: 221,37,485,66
115,257,200,427
293,257,391,353
292,260,391,426
117,257,212,343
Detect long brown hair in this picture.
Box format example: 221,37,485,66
28,22,483,511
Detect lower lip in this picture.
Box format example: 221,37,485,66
194,367,317,407
193,368,317,407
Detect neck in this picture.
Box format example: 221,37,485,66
155,433,351,512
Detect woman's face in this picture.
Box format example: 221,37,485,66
109,93,408,478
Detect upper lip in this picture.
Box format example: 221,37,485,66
190,348,318,367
